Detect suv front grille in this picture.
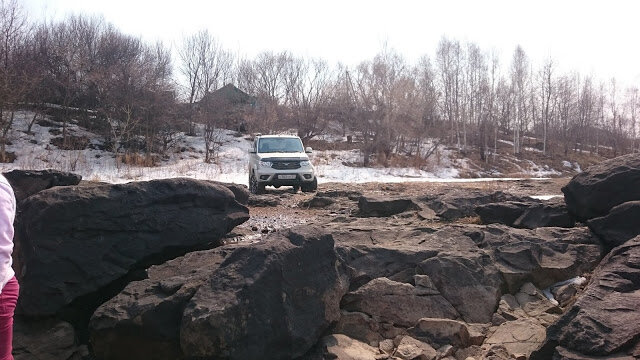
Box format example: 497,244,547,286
271,161,301,170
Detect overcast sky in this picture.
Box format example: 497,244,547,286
23,0,640,87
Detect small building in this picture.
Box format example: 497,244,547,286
198,84,256,132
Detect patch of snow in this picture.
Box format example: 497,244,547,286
0,110,562,186
574,163,582,172
529,195,562,200
562,160,582,173
524,160,561,177
524,147,543,153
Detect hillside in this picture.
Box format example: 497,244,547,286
0,110,609,185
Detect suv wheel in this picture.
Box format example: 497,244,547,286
249,174,264,195
301,178,317,193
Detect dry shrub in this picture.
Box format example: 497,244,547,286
0,151,16,163
50,135,90,150
306,139,361,151
117,153,159,167
373,153,431,169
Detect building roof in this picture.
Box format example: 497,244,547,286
202,83,255,106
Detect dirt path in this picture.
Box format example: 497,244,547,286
226,177,572,243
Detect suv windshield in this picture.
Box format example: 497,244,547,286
258,137,304,153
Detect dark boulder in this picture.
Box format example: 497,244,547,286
3,169,81,202
485,226,603,292
420,190,522,221
475,201,527,226
513,198,575,228
340,276,459,327
562,153,640,221
13,317,88,360
417,252,503,323
16,178,248,316
358,196,418,217
90,246,234,360
587,200,640,248
476,198,574,229
329,218,603,323
180,226,347,359
531,236,640,359
213,182,249,205
407,318,472,348
92,227,347,360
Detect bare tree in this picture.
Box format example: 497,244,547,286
539,58,555,155
350,46,415,166
178,30,233,135
282,56,333,140
510,45,530,155
0,0,27,161
414,55,441,160
464,42,488,156
625,87,639,152
436,37,463,148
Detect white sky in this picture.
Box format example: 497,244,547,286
23,0,640,88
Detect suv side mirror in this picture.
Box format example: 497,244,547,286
305,147,313,154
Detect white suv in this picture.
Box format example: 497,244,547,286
248,135,317,194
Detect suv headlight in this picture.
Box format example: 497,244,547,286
300,160,310,167
259,160,272,168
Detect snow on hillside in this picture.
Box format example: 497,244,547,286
0,111,572,185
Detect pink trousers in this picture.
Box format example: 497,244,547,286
0,277,18,360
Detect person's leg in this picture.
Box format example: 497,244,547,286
0,277,19,360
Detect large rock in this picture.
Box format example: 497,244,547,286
587,200,640,248
531,236,640,359
358,196,418,217
330,311,384,346
357,190,523,221
312,334,381,360
16,178,248,316
92,227,347,360
180,227,347,359
484,318,547,359
562,153,640,221
340,276,459,327
476,198,575,229
480,226,603,292
329,219,603,323
394,335,437,360
419,190,521,221
407,318,471,348
3,169,81,202
89,246,234,359
475,201,526,226
418,252,502,323
13,318,88,360
213,181,249,205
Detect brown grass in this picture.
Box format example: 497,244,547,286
117,153,159,167
306,139,362,151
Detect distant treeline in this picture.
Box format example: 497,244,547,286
1,0,638,165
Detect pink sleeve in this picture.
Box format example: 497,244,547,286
0,180,16,291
